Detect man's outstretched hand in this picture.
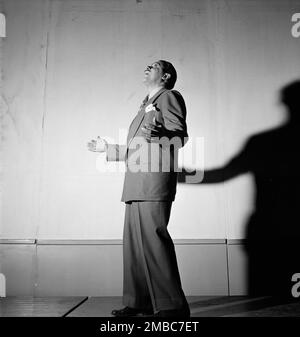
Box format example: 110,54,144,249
87,136,107,152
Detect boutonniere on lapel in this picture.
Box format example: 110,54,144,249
145,103,157,113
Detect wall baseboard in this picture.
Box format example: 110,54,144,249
0,239,248,296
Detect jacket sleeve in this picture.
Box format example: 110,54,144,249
158,90,188,147
106,144,127,162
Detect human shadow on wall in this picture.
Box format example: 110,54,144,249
178,81,300,297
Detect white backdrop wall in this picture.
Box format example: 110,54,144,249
1,0,300,240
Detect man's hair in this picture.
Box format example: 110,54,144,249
157,60,177,89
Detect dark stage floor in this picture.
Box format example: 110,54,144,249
1,296,300,317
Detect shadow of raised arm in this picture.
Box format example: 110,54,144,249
178,145,250,184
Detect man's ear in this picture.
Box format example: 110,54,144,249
162,73,171,81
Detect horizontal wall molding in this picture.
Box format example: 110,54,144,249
0,239,36,245
0,239,228,245
2,239,283,246
227,239,246,245
36,239,123,245
175,239,226,245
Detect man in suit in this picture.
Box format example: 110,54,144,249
87,60,189,317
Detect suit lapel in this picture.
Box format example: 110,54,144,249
126,100,147,144
127,88,167,148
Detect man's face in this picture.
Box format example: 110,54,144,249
143,61,164,87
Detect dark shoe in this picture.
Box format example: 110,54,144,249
154,306,190,318
111,306,153,317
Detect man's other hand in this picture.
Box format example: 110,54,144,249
141,118,168,142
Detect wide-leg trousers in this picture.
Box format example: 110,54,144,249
122,201,188,312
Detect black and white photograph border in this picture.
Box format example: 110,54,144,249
0,0,300,334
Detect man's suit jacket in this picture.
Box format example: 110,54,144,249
107,88,188,202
